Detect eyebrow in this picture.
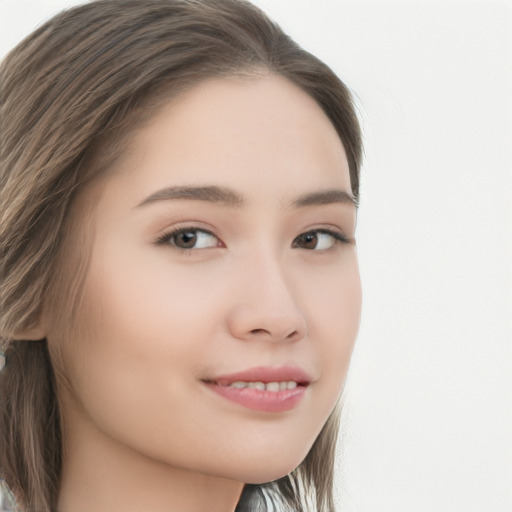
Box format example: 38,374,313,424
293,189,358,209
136,185,358,209
136,185,244,208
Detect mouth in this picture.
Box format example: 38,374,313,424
202,365,312,413
212,380,304,391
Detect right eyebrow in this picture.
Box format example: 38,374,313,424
135,185,245,209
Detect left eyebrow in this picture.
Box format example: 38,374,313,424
135,185,244,208
292,189,358,209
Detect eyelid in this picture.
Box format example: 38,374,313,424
153,223,353,250
155,225,223,248
314,228,352,243
292,228,354,250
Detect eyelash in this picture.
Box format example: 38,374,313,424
155,227,222,250
155,226,352,251
292,229,351,249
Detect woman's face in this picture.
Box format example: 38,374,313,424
50,74,361,485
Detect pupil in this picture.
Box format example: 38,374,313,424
302,233,317,249
177,231,197,248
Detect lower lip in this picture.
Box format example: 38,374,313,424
205,382,307,413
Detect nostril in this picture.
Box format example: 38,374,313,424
249,328,269,336
247,328,301,341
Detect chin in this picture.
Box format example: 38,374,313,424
217,450,309,485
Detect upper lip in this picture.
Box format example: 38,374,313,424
205,365,313,386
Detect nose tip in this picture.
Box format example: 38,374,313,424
226,248,309,343
227,272,307,343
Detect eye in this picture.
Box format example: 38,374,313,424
157,228,221,250
292,229,349,250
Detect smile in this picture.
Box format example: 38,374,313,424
203,366,312,413
224,381,299,391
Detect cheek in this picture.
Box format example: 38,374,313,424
53,264,225,472
305,255,362,394
61,250,219,389
306,253,362,338
54,245,234,426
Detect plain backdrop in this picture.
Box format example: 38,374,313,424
1,1,511,511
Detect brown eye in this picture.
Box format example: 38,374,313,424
173,231,198,249
158,228,220,250
292,230,346,250
293,232,319,250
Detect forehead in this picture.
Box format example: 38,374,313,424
94,74,351,209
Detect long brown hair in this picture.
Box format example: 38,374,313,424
0,1,362,510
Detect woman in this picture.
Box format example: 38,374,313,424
0,1,362,510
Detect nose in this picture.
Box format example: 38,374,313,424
226,254,307,343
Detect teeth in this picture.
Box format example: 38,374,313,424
227,381,299,392
230,381,247,389
266,382,280,392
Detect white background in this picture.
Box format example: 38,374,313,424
1,1,511,511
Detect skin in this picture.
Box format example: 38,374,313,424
41,74,361,512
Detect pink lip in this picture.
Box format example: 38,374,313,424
203,365,312,413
